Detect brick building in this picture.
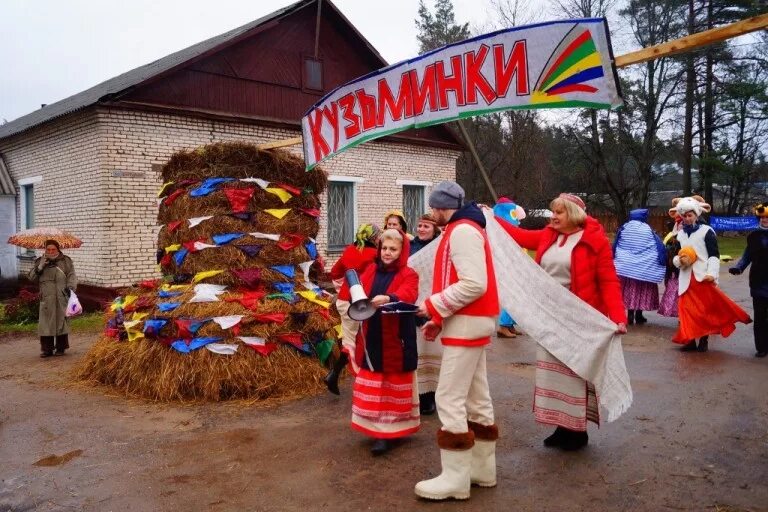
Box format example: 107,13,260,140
0,0,461,298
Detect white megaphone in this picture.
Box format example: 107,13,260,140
346,269,376,321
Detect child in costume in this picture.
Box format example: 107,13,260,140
658,203,684,317
325,224,381,394
672,197,751,352
728,202,768,358
492,197,526,338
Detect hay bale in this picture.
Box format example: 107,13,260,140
76,142,340,403
74,338,326,402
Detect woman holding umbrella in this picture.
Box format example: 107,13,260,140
27,240,77,357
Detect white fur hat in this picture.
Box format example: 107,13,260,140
674,196,711,217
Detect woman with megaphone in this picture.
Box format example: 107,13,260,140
337,228,420,455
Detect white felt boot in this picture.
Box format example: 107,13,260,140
470,440,497,487
414,449,472,500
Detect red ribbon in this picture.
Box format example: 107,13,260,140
252,312,288,323
224,187,255,214
163,189,185,205
277,332,303,349
245,343,278,356
276,182,302,196
277,234,304,251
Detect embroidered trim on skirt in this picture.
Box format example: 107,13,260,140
351,369,420,439
673,278,751,343
658,274,679,317
620,276,660,311
533,346,599,432
416,330,442,394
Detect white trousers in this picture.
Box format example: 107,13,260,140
435,345,494,433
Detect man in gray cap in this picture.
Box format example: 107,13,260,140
414,181,500,501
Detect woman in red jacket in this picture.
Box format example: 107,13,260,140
339,229,420,455
496,193,627,451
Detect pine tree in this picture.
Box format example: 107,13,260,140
414,0,470,54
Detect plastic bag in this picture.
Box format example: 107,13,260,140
66,290,83,317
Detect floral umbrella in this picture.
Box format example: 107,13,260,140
7,227,83,249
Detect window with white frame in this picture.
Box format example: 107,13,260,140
18,176,41,255
400,181,429,234
327,177,361,251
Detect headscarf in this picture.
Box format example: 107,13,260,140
558,193,586,211
354,223,381,250
628,208,648,222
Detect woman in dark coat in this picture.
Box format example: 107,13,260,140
339,229,420,455
27,240,77,357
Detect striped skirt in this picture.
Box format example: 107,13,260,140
620,276,660,311
416,330,443,394
658,274,679,317
351,369,420,439
534,346,599,432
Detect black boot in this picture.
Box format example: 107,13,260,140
323,352,348,395
419,391,436,415
627,310,635,325
680,340,698,352
697,336,709,352
54,334,69,355
371,438,389,455
40,336,54,358
560,428,589,451
635,311,648,324
543,427,567,448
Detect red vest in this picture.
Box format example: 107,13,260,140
432,219,499,345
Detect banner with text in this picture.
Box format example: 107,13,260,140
302,18,623,170
710,216,758,231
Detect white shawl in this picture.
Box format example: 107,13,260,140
408,211,632,422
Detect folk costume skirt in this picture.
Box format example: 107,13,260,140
534,346,599,432
673,278,751,343
620,276,660,311
658,274,679,317
351,369,420,439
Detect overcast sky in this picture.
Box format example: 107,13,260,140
0,0,650,124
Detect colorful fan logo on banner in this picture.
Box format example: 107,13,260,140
533,27,605,103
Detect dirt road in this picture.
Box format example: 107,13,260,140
1,271,766,511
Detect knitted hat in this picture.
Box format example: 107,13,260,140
558,193,586,211
429,181,465,209
754,202,768,218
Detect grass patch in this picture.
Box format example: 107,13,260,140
0,312,104,336
717,235,746,261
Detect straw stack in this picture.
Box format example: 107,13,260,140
75,142,340,402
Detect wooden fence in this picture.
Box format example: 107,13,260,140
591,211,671,236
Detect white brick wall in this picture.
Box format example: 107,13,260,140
1,107,459,287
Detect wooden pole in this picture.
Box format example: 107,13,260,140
455,119,498,202
615,13,768,68
257,136,302,150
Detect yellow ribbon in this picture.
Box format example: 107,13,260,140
164,244,181,253
265,188,292,204
132,312,149,321
123,320,145,341
192,270,224,283
122,295,138,308
160,284,190,291
297,290,331,309
334,324,342,338
157,181,174,197
264,208,291,219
